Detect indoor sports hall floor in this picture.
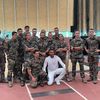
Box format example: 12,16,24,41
0,56,100,100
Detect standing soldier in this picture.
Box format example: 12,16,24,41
25,50,47,88
31,28,39,43
38,31,48,58
56,34,70,81
24,33,38,61
7,31,19,87
85,29,100,84
17,28,25,86
53,27,60,42
47,32,56,51
22,33,38,83
70,30,87,83
0,38,6,82
23,25,30,39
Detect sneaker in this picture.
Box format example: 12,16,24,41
8,81,13,87
56,80,61,85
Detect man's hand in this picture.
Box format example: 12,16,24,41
32,77,36,82
74,47,81,50
95,49,100,53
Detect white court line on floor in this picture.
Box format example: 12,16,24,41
25,84,34,100
61,80,88,100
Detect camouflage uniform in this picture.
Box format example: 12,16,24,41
31,36,39,43
56,41,67,61
38,38,48,56
24,57,47,88
22,39,38,82
70,38,85,78
0,40,6,82
23,39,38,61
47,39,57,50
7,39,19,82
85,36,100,81
16,35,25,83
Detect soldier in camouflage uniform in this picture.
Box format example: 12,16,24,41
53,27,60,42
24,50,47,88
46,32,57,52
23,33,38,61
70,31,87,83
31,28,39,43
17,28,25,86
23,25,30,40
38,31,48,57
22,33,38,83
7,31,19,87
0,39,6,82
41,29,48,41
56,34,70,81
85,29,100,84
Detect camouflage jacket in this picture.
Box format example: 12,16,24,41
70,38,84,58
7,39,19,60
85,36,100,55
25,57,44,77
56,41,67,60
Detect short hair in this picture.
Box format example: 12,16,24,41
32,28,37,30
12,31,17,36
24,25,30,29
17,28,22,32
54,27,59,29
48,47,55,52
89,28,94,30
25,32,30,37
34,49,39,54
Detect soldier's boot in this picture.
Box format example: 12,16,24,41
8,81,13,87
65,74,72,82
93,77,97,84
72,77,75,81
20,77,25,87
0,73,2,82
82,78,87,84
87,76,93,82
7,76,13,87
1,72,5,82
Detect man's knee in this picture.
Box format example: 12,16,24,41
30,81,38,88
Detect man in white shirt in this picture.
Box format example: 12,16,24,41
43,48,66,85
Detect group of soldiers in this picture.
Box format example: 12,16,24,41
0,26,100,88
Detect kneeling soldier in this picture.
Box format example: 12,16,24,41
25,50,47,88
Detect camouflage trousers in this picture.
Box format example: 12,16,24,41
7,59,15,81
71,57,85,78
30,70,47,88
0,55,5,82
88,54,99,80
7,58,23,82
0,61,5,82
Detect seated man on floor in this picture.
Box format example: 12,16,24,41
25,50,47,88
43,48,66,85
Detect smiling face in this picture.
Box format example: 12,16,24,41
49,49,55,57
